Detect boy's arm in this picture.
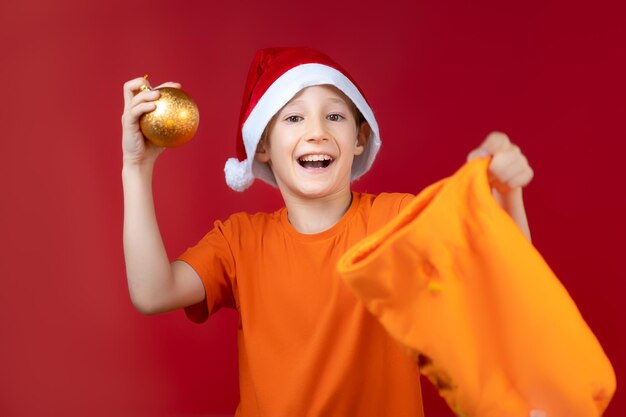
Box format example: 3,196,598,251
121,78,205,315
467,132,534,241
492,188,531,241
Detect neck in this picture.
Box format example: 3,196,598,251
282,189,354,234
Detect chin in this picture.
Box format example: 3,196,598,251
294,186,332,198
275,169,352,199
297,181,351,200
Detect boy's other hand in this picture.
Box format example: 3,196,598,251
121,78,182,166
466,131,534,195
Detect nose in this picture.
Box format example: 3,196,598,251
305,116,329,143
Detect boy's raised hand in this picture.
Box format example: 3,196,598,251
467,132,534,240
121,77,182,165
467,131,534,194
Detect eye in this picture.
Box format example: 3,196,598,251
285,115,303,123
327,113,344,122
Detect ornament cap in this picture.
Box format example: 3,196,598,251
139,74,151,92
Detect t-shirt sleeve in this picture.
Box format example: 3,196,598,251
177,218,238,323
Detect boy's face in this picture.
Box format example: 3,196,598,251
255,85,369,200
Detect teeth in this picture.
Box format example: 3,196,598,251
299,154,333,162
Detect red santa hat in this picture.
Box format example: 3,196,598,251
224,47,381,191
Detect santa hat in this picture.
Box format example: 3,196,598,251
224,47,381,191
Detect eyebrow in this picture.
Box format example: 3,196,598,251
327,97,349,104
285,97,350,107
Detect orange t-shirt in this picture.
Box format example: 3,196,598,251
178,192,425,417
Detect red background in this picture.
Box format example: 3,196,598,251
1,0,624,416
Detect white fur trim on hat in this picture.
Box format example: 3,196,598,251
224,63,381,191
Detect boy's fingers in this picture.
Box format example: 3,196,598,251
123,77,152,110
129,101,157,120
122,79,180,114
466,148,490,162
154,81,182,89
129,89,160,109
508,167,534,188
121,101,157,128
494,171,533,191
479,131,511,154
466,132,512,162
489,146,524,173
466,131,533,191
489,155,534,189
122,91,160,128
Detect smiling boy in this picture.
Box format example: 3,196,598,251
121,47,533,416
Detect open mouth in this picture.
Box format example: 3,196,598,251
297,154,334,169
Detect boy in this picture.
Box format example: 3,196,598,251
121,48,533,416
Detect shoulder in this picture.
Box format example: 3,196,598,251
216,208,281,228
222,209,281,224
354,192,414,233
357,191,415,214
210,209,283,239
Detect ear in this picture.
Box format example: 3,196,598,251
255,136,271,163
353,122,371,156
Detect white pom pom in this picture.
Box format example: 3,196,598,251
224,158,255,192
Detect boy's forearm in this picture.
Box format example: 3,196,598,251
122,162,175,314
493,187,531,241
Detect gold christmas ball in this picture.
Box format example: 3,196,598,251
139,87,200,148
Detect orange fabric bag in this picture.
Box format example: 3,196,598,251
337,158,615,417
